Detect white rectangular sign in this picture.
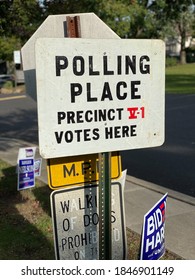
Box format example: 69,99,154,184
50,181,126,260
36,38,165,158
14,50,21,64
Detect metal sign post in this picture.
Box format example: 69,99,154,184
66,16,113,260
99,152,112,260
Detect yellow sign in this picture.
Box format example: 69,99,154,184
47,152,121,189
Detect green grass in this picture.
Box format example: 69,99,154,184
0,160,54,260
0,159,182,260
165,63,195,94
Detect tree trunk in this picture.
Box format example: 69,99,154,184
180,27,186,64
180,50,186,64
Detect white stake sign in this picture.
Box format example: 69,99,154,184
36,38,165,158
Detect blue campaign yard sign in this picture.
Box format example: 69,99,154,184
140,193,168,260
17,159,35,190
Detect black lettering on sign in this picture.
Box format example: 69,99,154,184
61,232,98,251
83,213,99,227
55,56,68,76
84,129,91,141
107,109,115,121
58,112,66,124
125,55,136,74
55,131,63,143
65,131,74,143
86,194,95,208
67,111,76,123
55,129,100,144
111,210,116,223
131,81,141,99
87,83,98,102
70,81,142,103
71,83,82,103
59,195,96,211
55,131,74,143
61,238,67,251
74,130,82,142
81,162,91,175
140,55,150,74
76,111,84,123
89,56,100,76
103,55,114,75
116,81,127,100
57,109,124,124
60,109,123,124
62,218,70,231
105,125,137,139
73,56,85,76
92,128,100,140
55,55,151,77
63,163,76,178
74,250,86,260
60,200,70,213
101,82,113,101
117,56,122,75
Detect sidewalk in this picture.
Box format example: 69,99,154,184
0,137,195,260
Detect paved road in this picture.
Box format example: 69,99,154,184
122,94,195,197
0,93,195,197
0,93,38,144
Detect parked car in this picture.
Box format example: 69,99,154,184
0,74,15,88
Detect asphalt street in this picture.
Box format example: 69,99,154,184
122,94,195,197
0,93,195,197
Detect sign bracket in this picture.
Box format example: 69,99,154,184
66,16,81,38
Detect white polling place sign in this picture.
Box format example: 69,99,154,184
140,193,168,260
35,38,165,159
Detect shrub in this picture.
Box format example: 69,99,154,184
3,81,14,89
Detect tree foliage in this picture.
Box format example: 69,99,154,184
149,0,195,63
42,0,100,15
0,0,43,61
0,0,194,63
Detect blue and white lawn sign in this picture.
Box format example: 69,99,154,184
17,158,35,190
17,147,36,190
140,193,168,260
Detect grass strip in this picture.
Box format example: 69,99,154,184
166,63,195,94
